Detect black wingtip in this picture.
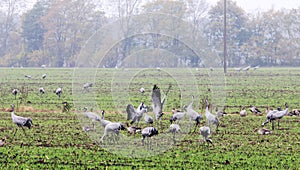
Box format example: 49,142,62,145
153,84,159,90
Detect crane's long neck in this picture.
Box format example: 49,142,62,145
187,97,194,110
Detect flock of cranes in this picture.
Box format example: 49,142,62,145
5,73,298,148
79,84,222,146
12,73,64,99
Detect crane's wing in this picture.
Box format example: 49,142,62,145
126,104,136,120
84,112,101,121
12,113,30,126
152,85,162,115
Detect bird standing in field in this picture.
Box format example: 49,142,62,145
170,108,186,125
205,99,219,132
186,96,202,132
11,104,33,138
25,75,32,79
12,89,19,99
39,87,45,95
254,128,272,135
42,74,47,79
262,103,289,130
141,127,158,145
126,102,148,127
250,106,262,115
169,124,180,144
82,82,93,92
240,107,247,117
199,126,213,145
99,122,126,143
151,84,172,126
144,113,154,126
140,87,145,93
55,87,62,98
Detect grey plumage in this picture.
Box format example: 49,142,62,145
126,102,148,126
141,127,158,145
12,89,18,99
11,105,33,129
140,87,145,93
99,122,126,143
170,109,185,124
262,103,289,130
84,108,111,128
39,87,45,95
11,104,33,137
100,110,112,128
144,113,154,125
169,124,180,143
55,87,62,98
25,75,32,79
151,84,171,121
186,96,202,132
240,107,247,117
42,74,47,79
83,82,93,92
250,106,261,115
205,99,219,131
255,128,272,135
199,126,213,145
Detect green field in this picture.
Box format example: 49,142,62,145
0,67,299,169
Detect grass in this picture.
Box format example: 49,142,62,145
0,67,299,169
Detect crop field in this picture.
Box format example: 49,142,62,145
0,67,299,169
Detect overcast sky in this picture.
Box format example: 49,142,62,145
24,0,300,14
208,0,300,12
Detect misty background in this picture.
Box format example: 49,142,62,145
0,0,299,68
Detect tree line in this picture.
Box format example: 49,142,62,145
0,0,299,67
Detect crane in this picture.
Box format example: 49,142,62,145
126,102,148,127
141,127,158,145
262,103,289,130
169,124,180,144
42,74,47,79
199,126,213,145
170,108,185,124
250,106,262,115
99,122,126,143
140,87,145,93
240,107,247,117
12,89,19,99
144,113,154,126
11,104,33,138
55,87,62,98
25,75,32,79
151,84,172,125
186,96,202,132
205,99,219,132
82,82,93,92
39,87,45,95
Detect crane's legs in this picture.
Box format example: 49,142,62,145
11,128,18,141
21,126,27,136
